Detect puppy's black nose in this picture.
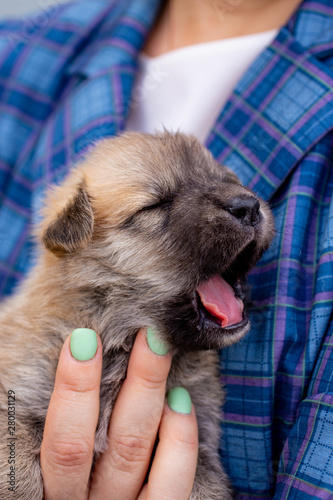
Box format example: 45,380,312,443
227,196,261,226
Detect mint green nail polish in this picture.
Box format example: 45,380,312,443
167,387,192,414
147,327,169,356
70,328,97,361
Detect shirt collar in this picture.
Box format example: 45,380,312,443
286,0,333,58
66,0,333,201
66,0,333,78
205,1,333,200
66,0,162,78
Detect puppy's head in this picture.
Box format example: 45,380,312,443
39,132,274,350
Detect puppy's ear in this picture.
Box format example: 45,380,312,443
42,185,94,254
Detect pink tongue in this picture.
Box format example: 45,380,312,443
197,275,244,327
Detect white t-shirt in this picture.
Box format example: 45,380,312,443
126,30,278,143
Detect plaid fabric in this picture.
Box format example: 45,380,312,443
0,0,333,498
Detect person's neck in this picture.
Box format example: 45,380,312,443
144,0,303,57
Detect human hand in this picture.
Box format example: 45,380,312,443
41,328,198,500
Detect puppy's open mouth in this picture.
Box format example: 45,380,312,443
194,275,248,332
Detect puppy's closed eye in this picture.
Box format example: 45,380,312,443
120,198,173,228
139,198,174,212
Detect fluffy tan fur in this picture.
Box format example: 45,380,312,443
0,132,274,499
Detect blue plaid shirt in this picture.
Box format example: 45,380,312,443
0,0,333,498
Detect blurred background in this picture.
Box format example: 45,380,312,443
0,0,70,18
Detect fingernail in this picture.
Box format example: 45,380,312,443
70,328,98,361
167,387,192,414
146,327,169,356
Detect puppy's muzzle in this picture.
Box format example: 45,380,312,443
227,196,261,227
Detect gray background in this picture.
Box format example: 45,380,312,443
0,0,70,18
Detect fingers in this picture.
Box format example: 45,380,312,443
41,329,102,500
41,327,199,500
139,388,198,500
89,328,172,500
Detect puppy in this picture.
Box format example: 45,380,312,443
0,132,274,499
